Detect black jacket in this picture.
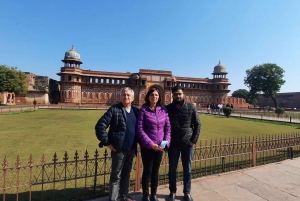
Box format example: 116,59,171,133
166,100,201,148
95,103,139,151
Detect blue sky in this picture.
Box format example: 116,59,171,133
1,0,299,95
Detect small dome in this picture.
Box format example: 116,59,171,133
132,74,139,79
213,60,227,73
64,45,81,60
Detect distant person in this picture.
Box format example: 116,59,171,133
207,103,210,115
166,86,201,201
137,88,171,201
33,99,37,108
218,103,223,115
95,87,139,201
210,104,215,114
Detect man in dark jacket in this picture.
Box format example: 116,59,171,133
166,86,201,201
95,87,139,201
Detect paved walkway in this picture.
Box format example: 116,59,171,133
91,157,300,201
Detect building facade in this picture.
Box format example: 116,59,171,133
57,46,249,108
13,73,59,105
257,92,300,109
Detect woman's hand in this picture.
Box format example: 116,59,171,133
151,144,163,151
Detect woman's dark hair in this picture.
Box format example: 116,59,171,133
145,88,162,106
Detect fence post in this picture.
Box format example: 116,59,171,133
2,156,8,201
222,157,226,172
94,149,99,197
290,116,292,123
252,141,256,167
288,147,294,159
135,150,141,192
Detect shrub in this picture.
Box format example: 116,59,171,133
275,108,285,117
223,107,233,118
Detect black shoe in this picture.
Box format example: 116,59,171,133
121,196,136,201
150,195,158,201
184,194,193,201
168,193,175,201
142,195,150,201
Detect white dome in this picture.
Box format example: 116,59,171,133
64,45,80,60
213,60,227,73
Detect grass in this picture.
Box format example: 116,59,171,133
0,109,299,200
0,109,299,164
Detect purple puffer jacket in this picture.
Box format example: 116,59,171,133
137,104,171,149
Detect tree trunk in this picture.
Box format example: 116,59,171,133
270,96,278,108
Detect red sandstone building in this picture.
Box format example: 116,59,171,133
57,46,248,108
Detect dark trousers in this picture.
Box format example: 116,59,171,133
141,147,164,196
109,150,135,201
168,145,193,194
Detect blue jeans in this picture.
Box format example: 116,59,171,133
168,145,193,194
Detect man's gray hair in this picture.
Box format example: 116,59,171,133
120,87,134,97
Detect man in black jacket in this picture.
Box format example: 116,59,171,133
95,87,139,201
166,86,201,201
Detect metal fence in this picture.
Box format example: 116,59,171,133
196,108,300,124
1,133,300,201
230,110,300,124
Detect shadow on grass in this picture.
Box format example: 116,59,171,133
1,185,109,201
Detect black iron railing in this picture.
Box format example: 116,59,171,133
1,133,300,201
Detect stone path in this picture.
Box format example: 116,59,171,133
91,157,300,201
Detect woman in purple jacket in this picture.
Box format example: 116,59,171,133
137,88,171,201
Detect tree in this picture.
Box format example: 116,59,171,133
232,89,257,105
244,63,285,108
232,89,248,99
223,107,233,118
0,65,27,94
275,108,285,117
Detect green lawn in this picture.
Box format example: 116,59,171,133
0,109,298,164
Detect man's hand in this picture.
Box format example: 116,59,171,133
189,142,195,146
108,144,116,152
